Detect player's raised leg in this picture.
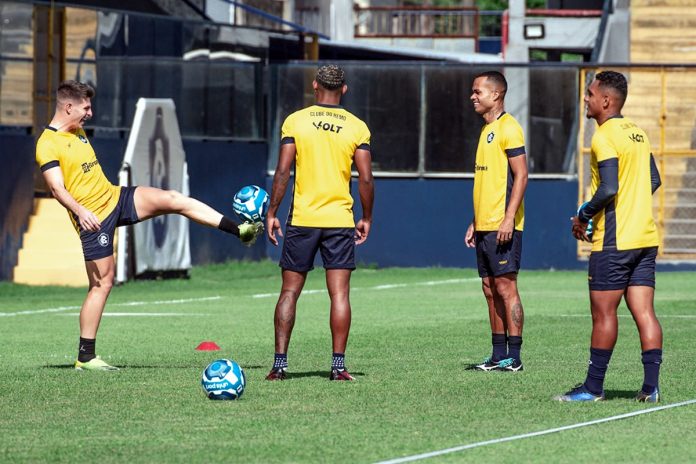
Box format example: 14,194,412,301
74,256,119,371
266,269,307,380
326,269,355,380
133,186,262,243
625,285,663,402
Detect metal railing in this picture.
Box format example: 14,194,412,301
354,6,479,39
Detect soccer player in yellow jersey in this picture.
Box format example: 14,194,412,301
264,65,374,381
556,71,663,402
465,71,528,372
36,80,262,371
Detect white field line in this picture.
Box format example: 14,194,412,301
0,296,221,317
558,314,696,319
54,312,210,317
251,278,480,299
375,399,696,464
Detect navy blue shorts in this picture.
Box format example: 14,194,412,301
475,230,523,278
588,246,658,291
79,186,140,261
279,225,355,272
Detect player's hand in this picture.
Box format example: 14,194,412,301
465,222,476,248
78,207,100,232
496,218,514,245
266,215,282,246
571,215,591,242
355,218,371,245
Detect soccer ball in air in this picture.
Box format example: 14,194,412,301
201,359,246,400
232,185,269,223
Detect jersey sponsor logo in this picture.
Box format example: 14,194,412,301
475,164,488,171
312,120,343,133
487,131,495,143
498,260,508,265
629,133,644,143
81,159,100,173
98,233,109,247
78,134,89,144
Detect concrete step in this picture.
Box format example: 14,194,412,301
13,198,88,287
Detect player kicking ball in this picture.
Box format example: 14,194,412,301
36,80,263,371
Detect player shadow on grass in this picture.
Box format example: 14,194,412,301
43,364,269,369
604,390,642,400
276,370,366,380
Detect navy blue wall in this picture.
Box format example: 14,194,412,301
265,177,582,270
0,132,35,280
184,139,267,264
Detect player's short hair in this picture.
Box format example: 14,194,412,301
595,70,627,107
474,70,507,96
57,80,95,103
315,64,346,91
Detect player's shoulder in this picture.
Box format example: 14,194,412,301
500,112,522,130
36,127,58,148
341,108,369,131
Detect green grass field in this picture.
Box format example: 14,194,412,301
1,261,695,463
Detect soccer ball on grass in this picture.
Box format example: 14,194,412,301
201,359,246,400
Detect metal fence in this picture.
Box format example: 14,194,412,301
577,66,696,259
353,6,479,39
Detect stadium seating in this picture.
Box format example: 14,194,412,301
13,198,86,286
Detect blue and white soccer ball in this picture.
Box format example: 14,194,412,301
232,185,269,223
201,359,246,400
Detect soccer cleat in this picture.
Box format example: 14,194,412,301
635,388,660,403
265,367,287,381
498,357,524,372
472,357,500,371
329,368,355,381
553,383,605,402
239,222,264,246
74,356,119,371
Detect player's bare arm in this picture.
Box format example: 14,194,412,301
266,142,296,246
465,222,476,248
497,154,528,245
41,165,101,232
353,148,374,245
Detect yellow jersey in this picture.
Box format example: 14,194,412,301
472,112,526,232
589,116,659,251
36,126,120,232
280,104,370,227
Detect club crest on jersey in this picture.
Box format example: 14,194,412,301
98,233,109,247
78,134,88,144
487,132,495,143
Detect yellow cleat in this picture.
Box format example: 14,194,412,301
239,221,264,246
74,356,119,371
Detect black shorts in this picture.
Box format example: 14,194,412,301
475,230,523,278
588,246,658,291
79,186,140,261
279,225,355,272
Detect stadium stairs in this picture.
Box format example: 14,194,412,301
13,198,87,287
627,0,696,256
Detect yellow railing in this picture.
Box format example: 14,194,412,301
577,66,696,260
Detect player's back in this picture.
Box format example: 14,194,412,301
281,104,370,227
590,117,658,251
